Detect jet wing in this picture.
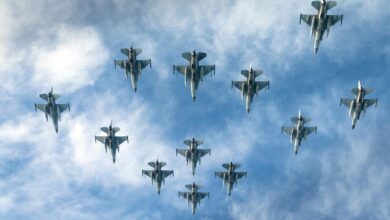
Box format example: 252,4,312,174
236,172,247,180
232,81,246,91
363,99,378,108
255,81,270,93
282,126,295,135
116,136,129,145
200,65,215,76
176,149,187,157
328,14,343,26
198,192,209,200
340,98,353,108
300,14,316,26
95,136,106,144
138,59,151,70
142,170,153,178
58,104,70,113
162,170,174,178
199,149,210,157
215,172,226,179
304,126,317,136
173,65,187,75
179,192,191,200
115,60,127,69
34,104,47,113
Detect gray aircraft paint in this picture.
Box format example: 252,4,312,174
282,110,317,155
142,159,174,194
340,81,378,129
173,50,215,101
34,88,70,133
232,66,270,113
178,183,209,215
176,138,211,175
300,0,343,54
215,162,247,196
95,122,129,163
114,44,152,92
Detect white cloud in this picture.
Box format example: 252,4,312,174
31,26,109,93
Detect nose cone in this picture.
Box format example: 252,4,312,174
295,151,298,155
314,47,319,54
134,87,137,93
192,96,196,102
113,159,116,163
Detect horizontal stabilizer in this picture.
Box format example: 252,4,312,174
326,1,337,10
101,127,109,133
254,70,263,78
159,162,166,167
198,52,207,61
311,1,321,10
182,52,192,62
113,127,120,133
39,94,48,101
291,116,311,124
241,70,249,78
121,48,130,56
148,162,156,167
222,163,241,170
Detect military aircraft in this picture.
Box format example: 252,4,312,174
299,0,343,54
282,110,317,155
215,162,247,196
142,159,174,195
232,66,270,113
173,50,215,101
95,122,128,163
178,182,209,215
34,88,70,133
114,44,152,92
340,81,378,129
176,138,211,175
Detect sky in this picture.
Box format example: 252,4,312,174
0,0,389,219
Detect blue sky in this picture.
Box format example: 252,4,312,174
0,0,389,219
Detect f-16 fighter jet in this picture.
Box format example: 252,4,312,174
215,162,247,196
340,81,378,129
95,122,128,163
232,66,270,113
178,183,209,215
114,44,152,92
300,0,343,54
176,138,211,175
282,110,317,155
142,159,174,195
34,88,70,133
173,50,215,101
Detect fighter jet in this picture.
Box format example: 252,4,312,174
173,50,215,101
34,88,70,133
178,183,209,215
282,110,317,155
95,122,129,163
142,159,174,195
176,138,210,175
299,0,343,54
340,81,378,129
215,162,247,196
232,66,270,113
114,44,152,92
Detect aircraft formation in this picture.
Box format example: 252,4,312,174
32,0,380,215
